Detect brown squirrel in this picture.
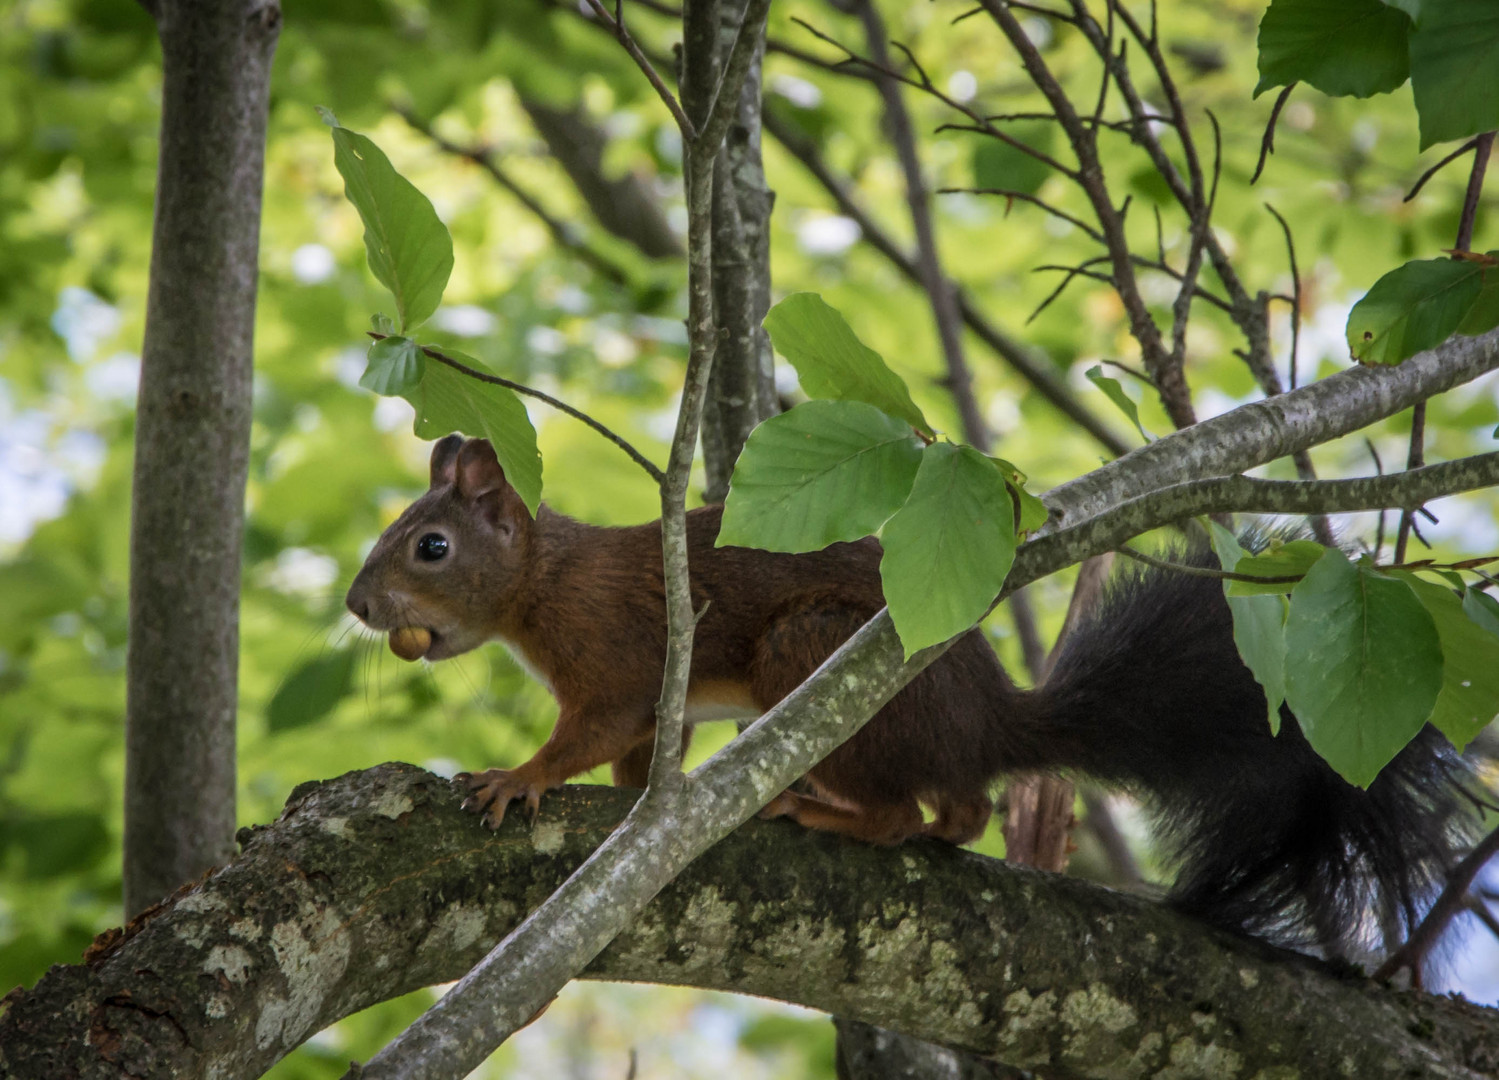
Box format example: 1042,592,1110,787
347,434,1475,950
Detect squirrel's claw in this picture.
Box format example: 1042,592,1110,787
457,768,547,830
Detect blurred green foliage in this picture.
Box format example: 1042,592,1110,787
1,0,1496,1072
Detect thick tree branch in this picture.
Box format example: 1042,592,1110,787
6,769,1498,1080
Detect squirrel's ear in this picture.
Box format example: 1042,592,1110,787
429,434,465,489
454,439,525,535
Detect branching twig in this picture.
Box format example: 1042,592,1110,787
582,0,696,138
391,104,633,286
1265,204,1302,391
1374,827,1499,983
366,333,664,483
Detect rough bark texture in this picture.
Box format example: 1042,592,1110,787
4,766,1497,1080
696,0,779,503
125,0,280,917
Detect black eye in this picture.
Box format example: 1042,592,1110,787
416,533,449,562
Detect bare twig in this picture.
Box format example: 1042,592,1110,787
1115,543,1303,585
1250,83,1296,185
582,0,696,138
1404,138,1480,204
366,333,665,484
762,109,1133,456
791,16,1080,179
1375,826,1499,983
856,0,989,448
392,104,634,286
1265,204,1302,391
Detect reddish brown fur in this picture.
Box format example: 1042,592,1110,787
347,436,1033,842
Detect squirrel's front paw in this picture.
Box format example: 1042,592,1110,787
758,790,800,822
456,768,547,830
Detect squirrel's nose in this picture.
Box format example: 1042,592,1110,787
345,581,371,623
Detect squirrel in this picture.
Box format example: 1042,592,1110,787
346,434,1477,952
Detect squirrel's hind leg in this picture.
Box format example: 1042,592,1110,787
760,789,924,845
924,795,993,845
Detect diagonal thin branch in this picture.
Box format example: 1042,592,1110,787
582,0,696,138
365,334,664,484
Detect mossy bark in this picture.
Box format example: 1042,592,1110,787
3,765,1495,1080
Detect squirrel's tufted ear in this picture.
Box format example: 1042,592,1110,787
429,434,465,489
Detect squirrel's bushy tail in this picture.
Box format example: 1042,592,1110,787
1034,548,1481,953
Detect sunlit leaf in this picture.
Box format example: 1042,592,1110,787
1210,523,1288,733
324,113,454,333
1346,257,1487,365
406,350,542,514
763,293,933,436
1225,539,1326,596
1390,572,1499,750
1284,550,1442,787
719,400,923,552
880,444,1016,657
361,336,425,396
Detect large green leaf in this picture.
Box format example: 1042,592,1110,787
718,400,923,553
763,293,933,436
1390,572,1499,750
1256,0,1412,99
323,111,454,333
879,444,1016,657
1345,257,1486,365
406,350,543,514
1457,265,1499,336
1224,539,1327,596
267,649,357,733
1210,524,1289,734
1410,0,1499,149
1284,550,1442,787
361,335,425,396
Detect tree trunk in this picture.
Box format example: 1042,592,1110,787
124,0,280,916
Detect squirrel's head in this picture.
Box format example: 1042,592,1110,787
345,434,535,662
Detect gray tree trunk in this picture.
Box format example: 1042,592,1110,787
124,0,280,916
682,0,778,503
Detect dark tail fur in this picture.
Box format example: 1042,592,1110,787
1034,547,1481,954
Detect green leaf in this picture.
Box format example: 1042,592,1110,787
971,122,1057,197
1410,1,1499,149
370,312,397,335
1224,539,1327,596
1210,524,1289,734
1463,588,1499,636
267,650,357,733
991,457,1048,534
406,349,543,514
880,444,1016,657
1390,572,1499,750
1379,0,1421,18
1457,264,1499,335
763,293,933,436
327,119,454,333
361,336,425,396
1284,550,1443,787
1084,366,1151,442
718,400,923,553
1256,0,1411,99
1345,257,1486,365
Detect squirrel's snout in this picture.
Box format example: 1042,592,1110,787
345,579,372,624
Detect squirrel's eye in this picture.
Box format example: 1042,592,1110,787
416,533,449,562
